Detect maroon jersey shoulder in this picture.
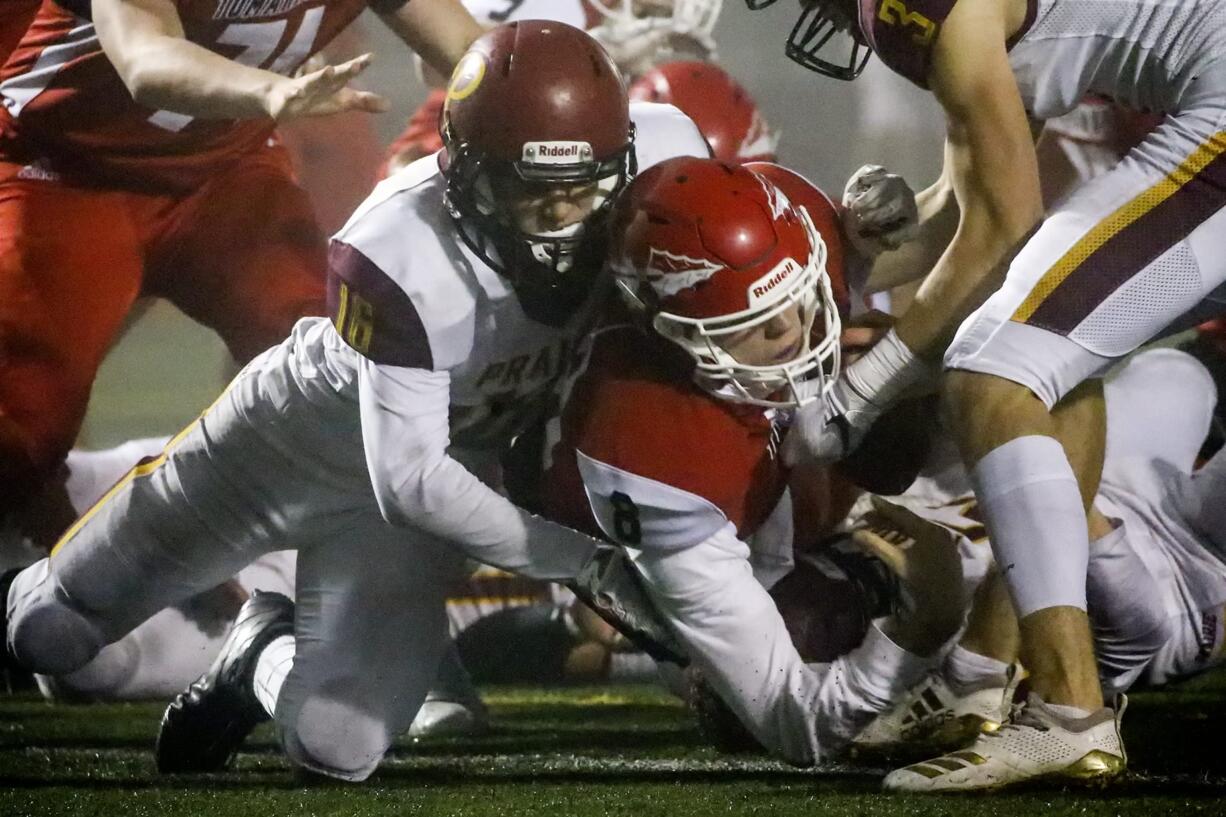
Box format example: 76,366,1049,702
326,240,433,368
859,0,957,88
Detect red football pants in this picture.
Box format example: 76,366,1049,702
0,146,326,511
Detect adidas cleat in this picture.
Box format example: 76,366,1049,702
883,693,1127,793
155,590,293,773
853,666,1019,760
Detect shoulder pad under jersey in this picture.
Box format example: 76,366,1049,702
565,329,784,543
629,101,712,171
859,0,957,88
327,155,478,369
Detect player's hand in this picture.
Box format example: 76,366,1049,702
782,328,928,466
267,53,390,122
852,496,965,654
841,164,919,257
175,580,250,638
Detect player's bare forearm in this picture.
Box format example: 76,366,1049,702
94,0,386,121
379,0,483,78
93,0,284,119
892,0,1043,358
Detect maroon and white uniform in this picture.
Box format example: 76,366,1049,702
4,99,706,780
851,0,1226,404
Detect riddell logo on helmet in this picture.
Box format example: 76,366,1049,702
523,141,593,164
747,260,800,306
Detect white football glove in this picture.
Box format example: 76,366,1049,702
783,329,931,465
840,164,920,257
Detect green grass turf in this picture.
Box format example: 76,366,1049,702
2,676,1226,817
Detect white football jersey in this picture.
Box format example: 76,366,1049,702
326,101,708,452
866,0,1226,119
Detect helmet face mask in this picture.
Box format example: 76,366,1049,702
644,209,841,408
440,22,635,325
445,128,635,272
612,162,844,410
747,0,871,81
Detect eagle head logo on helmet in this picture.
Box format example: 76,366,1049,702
629,61,779,164
440,21,636,327
610,156,844,408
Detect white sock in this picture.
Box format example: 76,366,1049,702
1045,701,1094,720
252,634,295,718
970,436,1089,617
944,644,1009,691
607,651,658,683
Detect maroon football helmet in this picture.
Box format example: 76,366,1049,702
441,21,635,322
611,156,843,408
629,61,778,163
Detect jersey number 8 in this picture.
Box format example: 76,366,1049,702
609,491,642,546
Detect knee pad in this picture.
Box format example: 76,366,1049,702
10,593,107,675
277,685,390,782
36,637,140,702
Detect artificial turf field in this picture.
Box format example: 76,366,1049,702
3,677,1226,817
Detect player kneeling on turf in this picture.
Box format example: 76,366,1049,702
0,21,708,783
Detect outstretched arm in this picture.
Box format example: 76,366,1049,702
358,359,600,580
786,0,1042,464
93,0,387,121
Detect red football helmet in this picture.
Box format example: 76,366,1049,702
629,61,777,164
441,21,635,322
611,156,842,408
745,161,851,317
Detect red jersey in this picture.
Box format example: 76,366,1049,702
0,0,40,65
545,324,789,549
0,0,395,192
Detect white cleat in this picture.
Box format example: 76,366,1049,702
408,696,490,739
853,667,1019,760
882,693,1127,793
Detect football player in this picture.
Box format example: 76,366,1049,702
0,0,482,535
628,61,779,164
852,348,1226,781
539,156,966,765
381,0,723,174
587,0,721,77
1,22,709,782
750,0,1226,789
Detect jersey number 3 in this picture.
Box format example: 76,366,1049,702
148,8,326,132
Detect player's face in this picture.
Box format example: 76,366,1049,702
712,303,806,367
491,174,601,236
